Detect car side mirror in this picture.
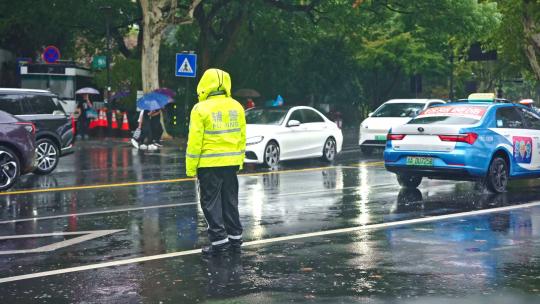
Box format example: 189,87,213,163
287,120,301,127
368,112,373,117
53,110,66,116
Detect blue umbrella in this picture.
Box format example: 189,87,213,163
137,92,170,111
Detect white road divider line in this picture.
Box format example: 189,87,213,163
0,230,125,255
0,202,199,224
1,200,539,284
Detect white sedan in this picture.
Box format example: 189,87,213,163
359,99,445,155
245,106,343,167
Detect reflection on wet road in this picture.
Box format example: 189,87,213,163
1,140,540,303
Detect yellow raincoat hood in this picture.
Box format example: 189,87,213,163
196,68,232,102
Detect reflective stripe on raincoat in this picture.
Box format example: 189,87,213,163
185,68,246,177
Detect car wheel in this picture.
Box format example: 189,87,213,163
34,138,59,175
321,137,337,162
0,146,20,191
485,156,508,193
263,141,280,168
396,174,422,188
361,147,373,156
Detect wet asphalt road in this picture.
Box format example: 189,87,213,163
1,138,540,303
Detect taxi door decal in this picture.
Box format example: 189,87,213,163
513,136,532,164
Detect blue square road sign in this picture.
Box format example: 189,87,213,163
175,53,197,77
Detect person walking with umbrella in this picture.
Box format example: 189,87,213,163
133,92,169,150
150,88,175,146
75,87,99,139
186,68,246,255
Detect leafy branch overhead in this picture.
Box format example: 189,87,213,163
2,0,540,119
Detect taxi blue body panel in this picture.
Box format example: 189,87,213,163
384,103,540,181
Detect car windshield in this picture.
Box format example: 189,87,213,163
409,105,487,125
246,108,288,125
372,103,424,117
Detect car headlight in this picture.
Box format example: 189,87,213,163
246,136,264,146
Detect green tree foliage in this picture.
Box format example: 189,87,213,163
0,0,139,59
95,57,142,110
354,0,500,102
152,0,501,127
196,0,499,104
7,0,536,129
495,0,540,81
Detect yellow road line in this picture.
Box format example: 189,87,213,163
1,177,196,196
1,162,383,196
356,161,385,167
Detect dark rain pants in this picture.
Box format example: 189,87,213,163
151,114,163,143
138,116,153,145
197,166,243,245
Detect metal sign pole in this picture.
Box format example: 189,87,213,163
175,51,197,136
184,77,190,136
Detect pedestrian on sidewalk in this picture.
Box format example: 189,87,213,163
186,68,246,256
75,93,96,139
133,110,158,150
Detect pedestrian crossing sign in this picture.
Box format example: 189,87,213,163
175,53,197,77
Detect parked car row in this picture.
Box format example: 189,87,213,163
0,88,74,190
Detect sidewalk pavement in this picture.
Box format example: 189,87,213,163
82,127,358,150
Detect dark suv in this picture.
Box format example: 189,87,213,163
0,110,36,190
0,89,74,174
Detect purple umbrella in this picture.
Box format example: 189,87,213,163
75,87,100,95
110,90,130,101
153,88,176,98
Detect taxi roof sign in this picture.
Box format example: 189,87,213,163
468,93,495,101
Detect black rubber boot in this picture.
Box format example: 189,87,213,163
229,239,242,253
201,242,231,256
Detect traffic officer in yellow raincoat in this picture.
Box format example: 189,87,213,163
186,68,246,255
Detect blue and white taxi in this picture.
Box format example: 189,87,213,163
384,101,540,192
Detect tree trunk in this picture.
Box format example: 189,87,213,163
523,5,540,81
141,27,161,92
140,0,168,137
139,0,202,138
140,0,165,93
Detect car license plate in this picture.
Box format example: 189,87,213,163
375,135,387,141
406,156,433,166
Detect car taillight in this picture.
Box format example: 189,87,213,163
16,122,36,135
439,132,478,145
387,134,406,140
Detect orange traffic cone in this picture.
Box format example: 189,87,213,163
121,112,130,137
89,117,97,129
95,110,103,128
121,112,130,131
101,109,109,128
71,116,76,136
111,111,119,129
